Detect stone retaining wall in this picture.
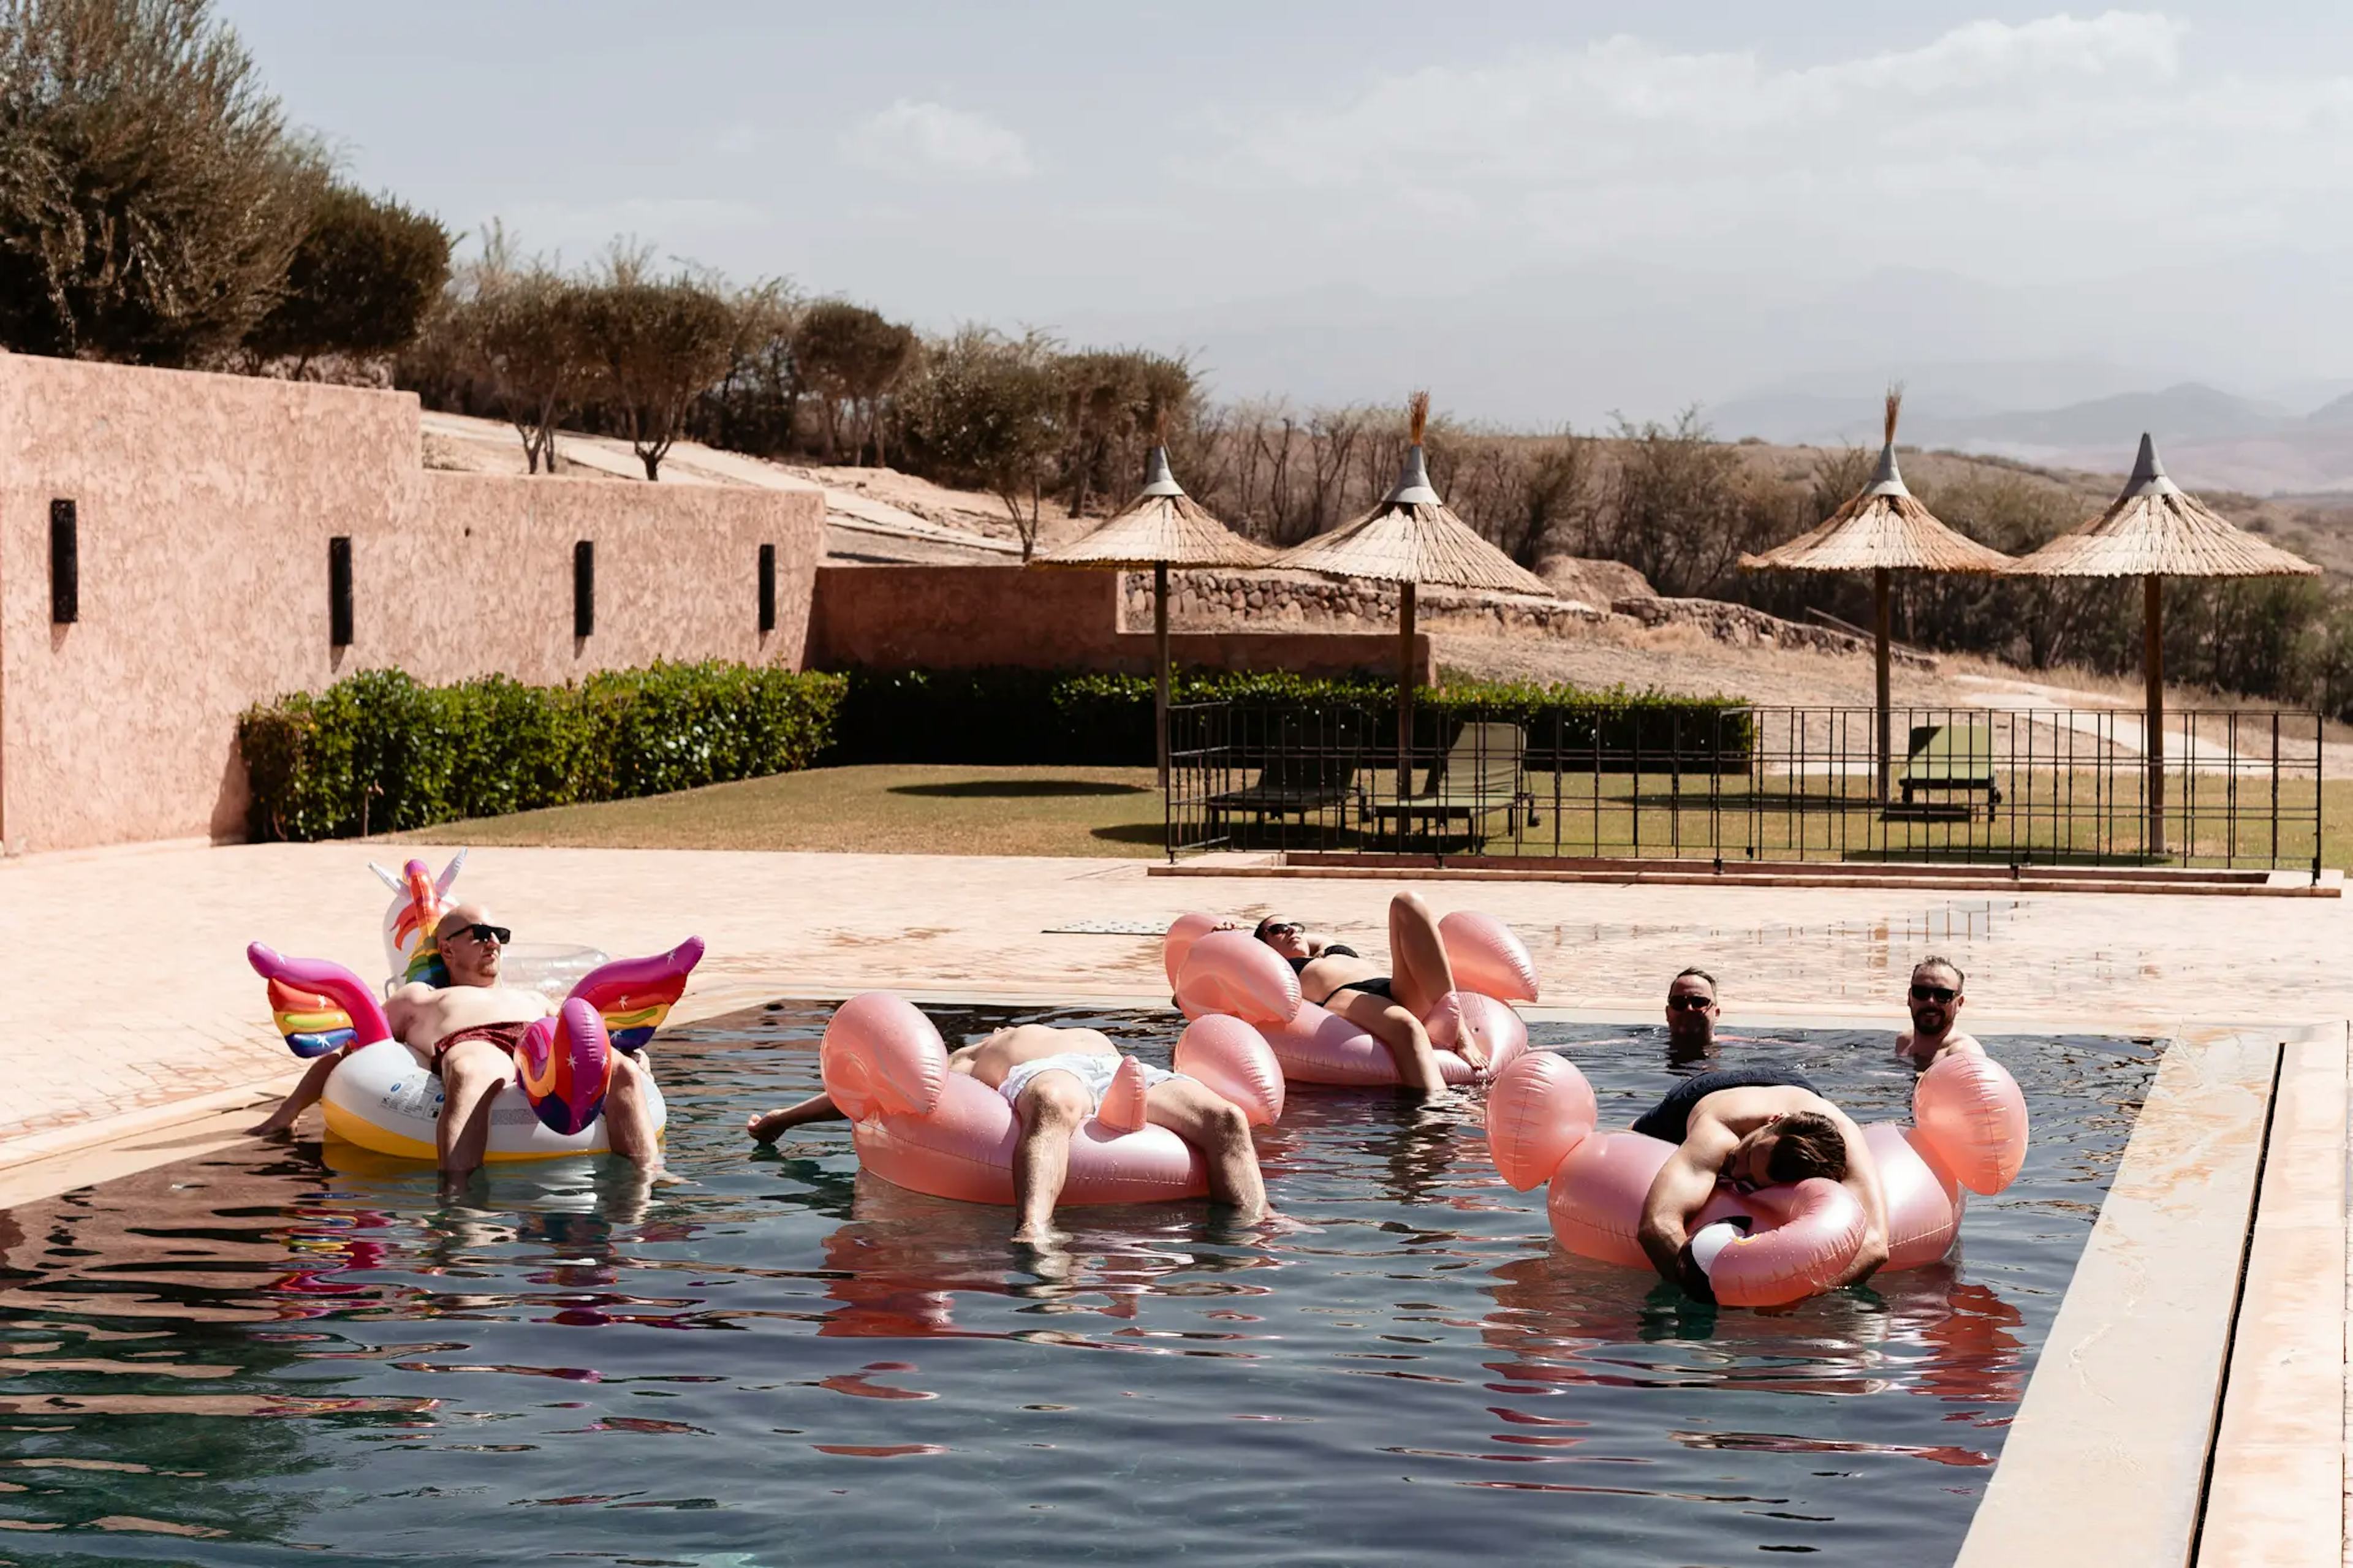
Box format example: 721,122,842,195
1120,570,1931,668
1123,570,1605,637
1610,597,1938,668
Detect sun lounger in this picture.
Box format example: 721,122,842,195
1368,722,1531,846
1206,715,1363,827
1898,722,2001,809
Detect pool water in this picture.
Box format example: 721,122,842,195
0,1006,2156,1566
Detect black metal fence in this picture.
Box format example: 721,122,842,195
1166,700,2327,877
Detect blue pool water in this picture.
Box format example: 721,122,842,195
0,1006,2156,1566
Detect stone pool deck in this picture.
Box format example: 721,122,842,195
1,838,2347,1562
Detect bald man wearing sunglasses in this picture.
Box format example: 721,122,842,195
252,903,667,1194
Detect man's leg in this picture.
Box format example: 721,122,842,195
1332,989,1450,1097
748,1093,845,1143
601,1054,675,1177
247,1045,347,1136
1387,890,1459,1020
1009,1071,1093,1245
1144,1078,1267,1221
436,1039,514,1192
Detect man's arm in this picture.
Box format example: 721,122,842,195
1825,1108,1891,1286
383,982,436,1038
1638,1145,1723,1283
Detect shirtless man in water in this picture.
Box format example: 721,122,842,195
1896,956,1985,1069
1633,1068,1890,1301
251,904,666,1194
1248,891,1475,1098
747,1022,1271,1245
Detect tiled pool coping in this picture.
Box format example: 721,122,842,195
1955,1023,2346,1567
0,998,2332,1567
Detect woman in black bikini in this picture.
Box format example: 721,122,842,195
1250,892,1477,1098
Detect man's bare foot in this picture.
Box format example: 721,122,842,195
245,1110,297,1138
644,1165,691,1186
1012,1223,1073,1248
1241,1209,1317,1235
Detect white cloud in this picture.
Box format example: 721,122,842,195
1176,12,2353,284
841,99,1034,183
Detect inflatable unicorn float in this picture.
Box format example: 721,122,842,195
251,851,703,1161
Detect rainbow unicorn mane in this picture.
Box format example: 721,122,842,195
369,850,466,988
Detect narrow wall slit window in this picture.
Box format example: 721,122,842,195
50,499,77,624
573,540,595,637
757,543,776,633
328,536,354,648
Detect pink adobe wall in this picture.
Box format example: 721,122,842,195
808,564,1432,682
0,352,822,854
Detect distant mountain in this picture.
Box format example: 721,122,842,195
2305,390,2353,428
1928,384,2292,452
1703,379,2353,494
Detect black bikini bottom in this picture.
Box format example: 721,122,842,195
1329,976,1395,1003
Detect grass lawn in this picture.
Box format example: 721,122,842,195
385,765,1165,857
386,765,2351,871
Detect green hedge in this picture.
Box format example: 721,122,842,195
238,662,846,841
829,668,1752,771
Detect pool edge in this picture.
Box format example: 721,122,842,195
1952,1021,2343,1568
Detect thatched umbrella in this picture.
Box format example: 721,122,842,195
1741,390,2015,801
2007,433,2318,854
1033,444,1275,784
1273,392,1553,800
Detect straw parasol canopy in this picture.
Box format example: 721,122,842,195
1273,392,1554,798
1033,444,1274,785
1741,389,2015,800
2007,432,2318,854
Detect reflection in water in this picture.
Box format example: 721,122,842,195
0,1007,2150,1564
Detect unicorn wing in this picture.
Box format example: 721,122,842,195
567,937,705,1055
251,945,393,1059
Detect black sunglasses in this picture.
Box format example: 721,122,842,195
1259,922,1303,939
1667,994,1715,1011
1909,984,1956,1004
452,923,511,945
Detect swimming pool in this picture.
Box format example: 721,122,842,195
0,1006,2156,1564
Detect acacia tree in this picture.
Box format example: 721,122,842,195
1053,347,1196,516
900,326,1064,557
242,183,450,374
794,299,917,464
697,278,801,456
0,0,325,363
578,254,738,480
468,265,592,474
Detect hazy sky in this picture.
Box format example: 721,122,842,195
218,2,2353,424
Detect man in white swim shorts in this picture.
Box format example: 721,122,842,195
745,1022,1271,1246
968,1024,1270,1244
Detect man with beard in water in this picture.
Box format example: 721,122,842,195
1896,956,1985,1069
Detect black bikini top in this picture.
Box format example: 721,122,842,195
1286,944,1359,975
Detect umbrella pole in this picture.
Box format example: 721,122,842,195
1397,581,1417,815
2145,572,2165,858
1154,562,1170,792
1874,567,1893,805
